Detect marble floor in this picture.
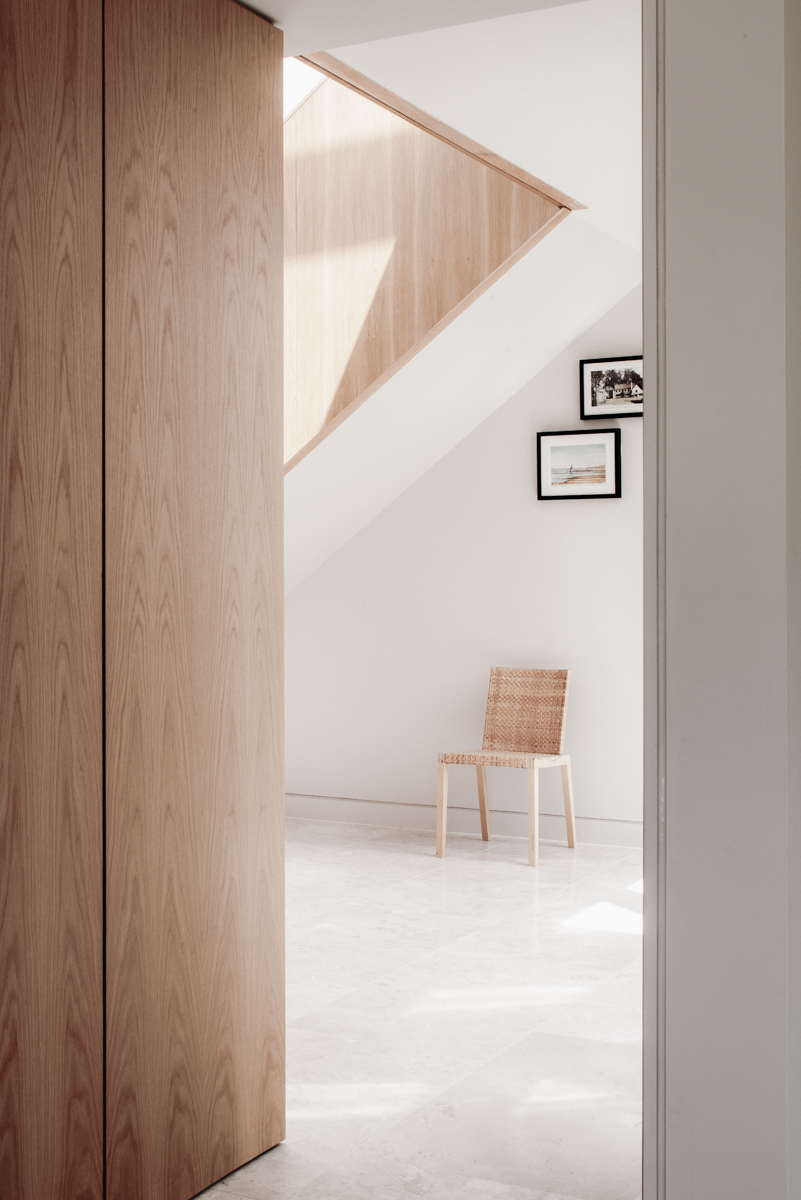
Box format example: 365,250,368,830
200,818,643,1200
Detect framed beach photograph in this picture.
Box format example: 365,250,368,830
537,429,621,500
580,355,643,419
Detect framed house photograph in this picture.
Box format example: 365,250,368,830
537,429,622,500
580,355,643,419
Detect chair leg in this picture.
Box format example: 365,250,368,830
561,758,577,849
436,762,449,857
476,765,491,841
527,766,539,867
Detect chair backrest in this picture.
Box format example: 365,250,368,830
482,667,570,755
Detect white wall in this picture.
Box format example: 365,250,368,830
334,0,642,250
642,0,795,1194
284,0,644,594
286,286,643,845
285,218,641,591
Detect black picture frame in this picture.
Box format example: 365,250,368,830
580,355,643,419
537,428,622,500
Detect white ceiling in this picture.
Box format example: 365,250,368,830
255,0,586,58
331,0,642,250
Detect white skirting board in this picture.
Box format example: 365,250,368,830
285,792,643,849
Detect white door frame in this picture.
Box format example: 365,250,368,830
642,1,798,1195
642,1,663,1191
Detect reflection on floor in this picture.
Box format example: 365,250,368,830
200,818,643,1200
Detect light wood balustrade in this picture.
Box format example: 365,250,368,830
284,59,582,469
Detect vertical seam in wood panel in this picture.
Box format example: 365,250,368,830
655,0,667,1192
101,1,108,1195
291,108,297,458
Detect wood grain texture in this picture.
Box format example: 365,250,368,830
283,206,568,474
0,1,104,1197
284,76,565,465
301,53,585,212
104,2,285,1198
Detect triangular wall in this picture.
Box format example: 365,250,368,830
284,66,575,467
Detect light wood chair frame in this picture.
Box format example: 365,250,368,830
436,668,576,867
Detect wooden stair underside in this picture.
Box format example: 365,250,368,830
284,55,583,470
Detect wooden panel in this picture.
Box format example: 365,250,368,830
284,76,565,465
104,2,285,1198
302,52,585,212
0,1,104,1198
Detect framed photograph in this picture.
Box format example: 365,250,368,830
537,429,621,500
580,355,643,419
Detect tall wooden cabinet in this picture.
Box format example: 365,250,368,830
0,0,105,1193
0,2,285,1197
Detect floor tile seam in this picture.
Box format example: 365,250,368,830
286,849,356,865
286,891,562,938
288,817,523,847
285,902,504,946
281,1028,641,1176
284,964,604,1099
275,1139,385,1200
287,844,495,899
287,836,405,858
389,1008,641,1117
291,979,644,1155
285,829,451,857
283,866,459,921
375,846,636,912
290,972,640,1058
281,1176,590,1200
286,986,366,1028
560,939,641,993
285,846,643,1037
286,950,642,1053
288,840,635,894
412,848,646,945
286,844,372,865
285,854,523,926
518,846,647,908
281,837,643,1198
574,847,645,875
287,827,492,860
286,894,567,1003
549,966,643,1011
593,955,644,993
288,944,639,1036
370,843,505,887
357,846,492,889
278,1002,626,1195
287,882,638,1019
288,825,639,861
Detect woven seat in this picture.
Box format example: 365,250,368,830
439,751,566,769
436,667,576,866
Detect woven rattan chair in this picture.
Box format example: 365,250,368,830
436,667,576,867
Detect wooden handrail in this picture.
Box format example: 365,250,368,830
300,52,585,213
284,59,585,470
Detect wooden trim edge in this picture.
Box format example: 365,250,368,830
284,206,572,474
298,52,586,212
283,73,326,124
